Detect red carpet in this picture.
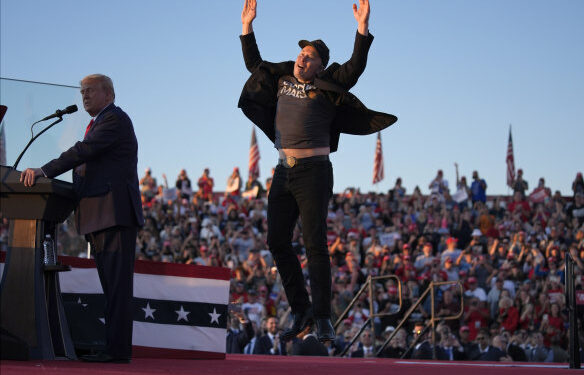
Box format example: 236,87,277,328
0,355,573,375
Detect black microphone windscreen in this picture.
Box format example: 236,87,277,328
65,105,78,114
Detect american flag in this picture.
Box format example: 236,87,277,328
372,132,384,184
506,125,515,188
248,127,260,181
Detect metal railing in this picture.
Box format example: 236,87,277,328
333,275,403,357
375,280,464,359
565,253,581,369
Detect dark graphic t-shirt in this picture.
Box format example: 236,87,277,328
274,76,335,149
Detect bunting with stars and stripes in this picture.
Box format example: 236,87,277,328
56,255,230,359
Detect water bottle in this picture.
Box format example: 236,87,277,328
43,234,56,266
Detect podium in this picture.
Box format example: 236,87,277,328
0,165,77,360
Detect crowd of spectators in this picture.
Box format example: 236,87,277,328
2,167,583,362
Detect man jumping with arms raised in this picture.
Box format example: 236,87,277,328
238,0,397,342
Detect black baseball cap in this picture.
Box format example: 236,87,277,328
298,39,330,67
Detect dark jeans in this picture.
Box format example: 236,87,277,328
87,225,137,358
267,160,333,318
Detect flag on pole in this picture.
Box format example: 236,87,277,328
0,105,7,166
506,125,515,188
372,132,384,184
248,127,260,181
0,122,6,167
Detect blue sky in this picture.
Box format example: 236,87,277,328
1,0,583,195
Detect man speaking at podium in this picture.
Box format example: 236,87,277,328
20,74,144,363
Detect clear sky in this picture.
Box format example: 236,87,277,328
1,0,583,196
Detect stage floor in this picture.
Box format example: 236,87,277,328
0,354,574,375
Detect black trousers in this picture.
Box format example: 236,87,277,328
267,160,333,318
87,225,137,358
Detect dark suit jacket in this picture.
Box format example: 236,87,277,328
351,345,380,358
527,345,549,362
253,334,287,355
42,103,144,234
507,343,527,362
463,342,480,360
292,335,329,356
479,346,506,361
238,32,397,153
380,345,407,359
226,321,254,354
436,345,467,361
412,341,434,360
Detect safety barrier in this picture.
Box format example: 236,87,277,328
333,275,403,357
375,280,464,359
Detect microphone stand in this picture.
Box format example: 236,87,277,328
12,117,63,170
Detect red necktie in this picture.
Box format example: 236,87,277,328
84,119,94,139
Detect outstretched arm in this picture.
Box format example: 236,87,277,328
353,0,370,36
240,0,263,72
328,0,373,90
241,0,256,35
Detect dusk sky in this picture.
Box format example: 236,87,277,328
1,0,582,195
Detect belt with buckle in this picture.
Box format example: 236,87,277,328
278,155,329,168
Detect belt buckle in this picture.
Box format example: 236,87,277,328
286,156,297,168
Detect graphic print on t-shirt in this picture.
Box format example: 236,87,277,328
278,79,316,99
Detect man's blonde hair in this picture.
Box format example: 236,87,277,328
81,74,115,100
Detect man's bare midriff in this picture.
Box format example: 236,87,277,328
279,147,330,160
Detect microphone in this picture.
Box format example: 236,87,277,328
41,105,78,121
12,105,77,169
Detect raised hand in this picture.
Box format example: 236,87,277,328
352,0,370,35
242,0,257,33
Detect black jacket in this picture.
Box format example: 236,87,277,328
238,32,397,153
42,103,144,234
226,321,254,354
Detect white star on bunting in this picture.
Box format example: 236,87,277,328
142,302,156,320
175,305,191,322
208,307,221,325
77,297,88,307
